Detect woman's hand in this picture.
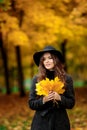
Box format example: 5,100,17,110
43,91,61,104
53,91,61,101
43,91,54,104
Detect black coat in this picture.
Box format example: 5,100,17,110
28,73,75,130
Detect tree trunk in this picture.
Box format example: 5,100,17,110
0,31,11,94
30,62,34,78
61,39,67,72
15,46,25,97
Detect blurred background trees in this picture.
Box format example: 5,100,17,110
0,0,87,96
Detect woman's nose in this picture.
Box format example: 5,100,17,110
45,59,49,63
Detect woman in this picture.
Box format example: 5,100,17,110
28,45,75,130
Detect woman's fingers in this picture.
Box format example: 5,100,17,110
43,92,54,103
54,92,61,101
43,91,61,103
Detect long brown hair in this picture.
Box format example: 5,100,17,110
37,53,66,83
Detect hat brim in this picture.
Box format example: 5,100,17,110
33,50,64,66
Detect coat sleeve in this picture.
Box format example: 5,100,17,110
58,75,75,109
28,76,48,110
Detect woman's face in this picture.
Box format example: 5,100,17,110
43,52,54,71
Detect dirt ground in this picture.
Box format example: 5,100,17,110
69,87,87,130
0,87,87,130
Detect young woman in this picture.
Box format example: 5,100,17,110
28,45,75,130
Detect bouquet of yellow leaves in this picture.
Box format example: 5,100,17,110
36,77,65,96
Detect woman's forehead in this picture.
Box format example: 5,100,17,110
43,52,51,57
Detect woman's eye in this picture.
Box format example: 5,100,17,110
49,56,52,59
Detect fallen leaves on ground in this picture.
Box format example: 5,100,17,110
0,87,87,130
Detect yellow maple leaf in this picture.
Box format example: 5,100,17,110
36,77,65,96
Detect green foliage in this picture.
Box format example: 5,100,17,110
0,0,11,11
0,125,8,130
0,0,4,3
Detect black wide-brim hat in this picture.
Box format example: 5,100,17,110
33,46,64,66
